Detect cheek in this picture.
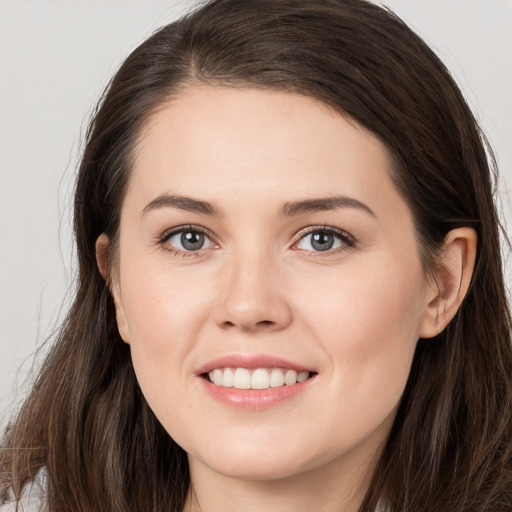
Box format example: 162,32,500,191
283,262,425,454
117,264,212,398
303,253,425,346
299,259,425,399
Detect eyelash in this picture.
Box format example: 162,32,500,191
157,224,357,258
158,225,216,257
292,225,357,257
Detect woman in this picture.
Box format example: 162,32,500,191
1,0,511,510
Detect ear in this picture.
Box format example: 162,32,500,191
419,227,477,338
95,233,111,282
95,234,131,344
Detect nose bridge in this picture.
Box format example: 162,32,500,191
213,241,292,331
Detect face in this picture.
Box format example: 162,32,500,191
110,86,436,483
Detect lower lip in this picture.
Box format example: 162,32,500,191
198,376,315,410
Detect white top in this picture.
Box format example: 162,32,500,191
1,494,42,512
1,470,45,511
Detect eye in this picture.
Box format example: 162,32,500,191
161,227,215,254
295,227,355,253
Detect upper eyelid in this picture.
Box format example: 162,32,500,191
159,224,215,242
294,225,356,243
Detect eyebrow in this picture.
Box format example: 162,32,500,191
142,193,222,217
279,196,376,218
141,193,375,218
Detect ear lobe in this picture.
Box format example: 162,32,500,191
419,227,477,338
95,234,131,344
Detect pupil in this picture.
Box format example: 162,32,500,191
181,231,204,251
311,232,334,251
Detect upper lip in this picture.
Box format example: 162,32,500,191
196,354,314,375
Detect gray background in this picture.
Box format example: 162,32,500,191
1,0,511,428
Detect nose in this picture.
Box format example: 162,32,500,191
213,252,293,333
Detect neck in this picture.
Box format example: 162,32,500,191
183,448,379,512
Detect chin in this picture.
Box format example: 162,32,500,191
199,457,311,482
187,436,337,482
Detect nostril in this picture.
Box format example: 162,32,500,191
257,320,274,326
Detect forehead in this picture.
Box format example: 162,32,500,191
128,85,403,219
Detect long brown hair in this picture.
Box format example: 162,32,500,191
2,1,511,510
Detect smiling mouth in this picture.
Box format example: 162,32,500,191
203,367,316,390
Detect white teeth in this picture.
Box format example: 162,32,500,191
251,368,270,389
284,370,297,386
297,371,309,383
207,367,311,389
212,368,223,386
223,367,234,387
233,368,251,389
270,368,285,387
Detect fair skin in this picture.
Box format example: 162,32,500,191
97,86,476,512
